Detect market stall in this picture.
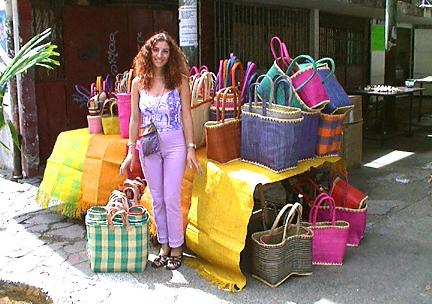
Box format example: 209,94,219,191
36,128,340,291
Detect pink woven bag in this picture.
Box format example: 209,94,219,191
307,192,349,265
286,55,330,110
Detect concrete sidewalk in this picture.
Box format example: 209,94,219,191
1,125,432,303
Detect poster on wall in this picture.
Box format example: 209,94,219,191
179,4,197,47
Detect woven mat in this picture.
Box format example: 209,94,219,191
185,148,340,292
78,133,129,212
36,129,92,218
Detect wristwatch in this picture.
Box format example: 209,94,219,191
187,143,196,149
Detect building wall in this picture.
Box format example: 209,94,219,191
414,28,432,95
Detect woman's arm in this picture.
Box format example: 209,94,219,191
179,74,202,175
120,77,141,174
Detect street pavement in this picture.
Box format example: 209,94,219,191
1,124,432,303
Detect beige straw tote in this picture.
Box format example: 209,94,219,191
190,70,216,148
251,202,313,288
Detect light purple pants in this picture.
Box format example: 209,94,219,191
139,129,186,248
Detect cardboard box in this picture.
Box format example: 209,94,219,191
344,95,363,124
339,120,363,170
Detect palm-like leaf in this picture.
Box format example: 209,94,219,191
0,28,60,152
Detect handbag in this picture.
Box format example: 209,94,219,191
329,175,369,209
260,37,293,106
306,192,349,265
251,202,313,288
204,86,241,164
139,123,160,156
315,108,347,157
87,114,103,134
116,92,131,138
241,83,303,172
298,109,320,161
190,70,216,148
292,175,367,246
286,54,330,111
305,57,354,114
315,198,367,246
101,98,120,135
123,142,144,180
85,203,150,272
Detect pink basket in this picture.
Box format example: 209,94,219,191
87,115,102,134
116,93,131,138
307,192,349,265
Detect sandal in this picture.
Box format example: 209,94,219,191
166,255,182,270
152,255,168,268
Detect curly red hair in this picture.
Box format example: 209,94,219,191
132,31,189,91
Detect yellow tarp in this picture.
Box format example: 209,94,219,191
185,148,339,291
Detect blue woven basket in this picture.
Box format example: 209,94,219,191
316,58,353,114
241,84,303,172
298,110,320,161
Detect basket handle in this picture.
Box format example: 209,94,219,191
241,61,256,101
191,70,216,106
241,71,257,105
273,74,293,107
286,54,317,92
270,36,291,70
100,97,116,116
268,203,294,231
230,61,243,88
215,86,240,122
109,100,117,117
282,202,303,238
292,176,325,205
315,57,335,83
248,82,267,117
256,74,274,105
188,66,199,77
308,192,336,226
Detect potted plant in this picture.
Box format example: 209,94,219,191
0,28,59,151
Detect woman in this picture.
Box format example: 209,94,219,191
120,31,202,270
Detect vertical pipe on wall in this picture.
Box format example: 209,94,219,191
384,0,397,85
310,8,319,60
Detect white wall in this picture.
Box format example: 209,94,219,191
370,50,385,85
413,28,432,95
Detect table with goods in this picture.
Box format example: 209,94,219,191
36,36,369,291
345,85,426,145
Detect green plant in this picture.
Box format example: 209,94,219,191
0,28,60,151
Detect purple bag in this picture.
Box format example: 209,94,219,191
298,110,320,161
306,192,349,265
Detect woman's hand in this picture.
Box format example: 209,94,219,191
187,149,202,175
120,152,135,176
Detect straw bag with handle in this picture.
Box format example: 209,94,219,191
251,202,313,288
190,70,216,148
204,86,241,164
305,192,349,265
